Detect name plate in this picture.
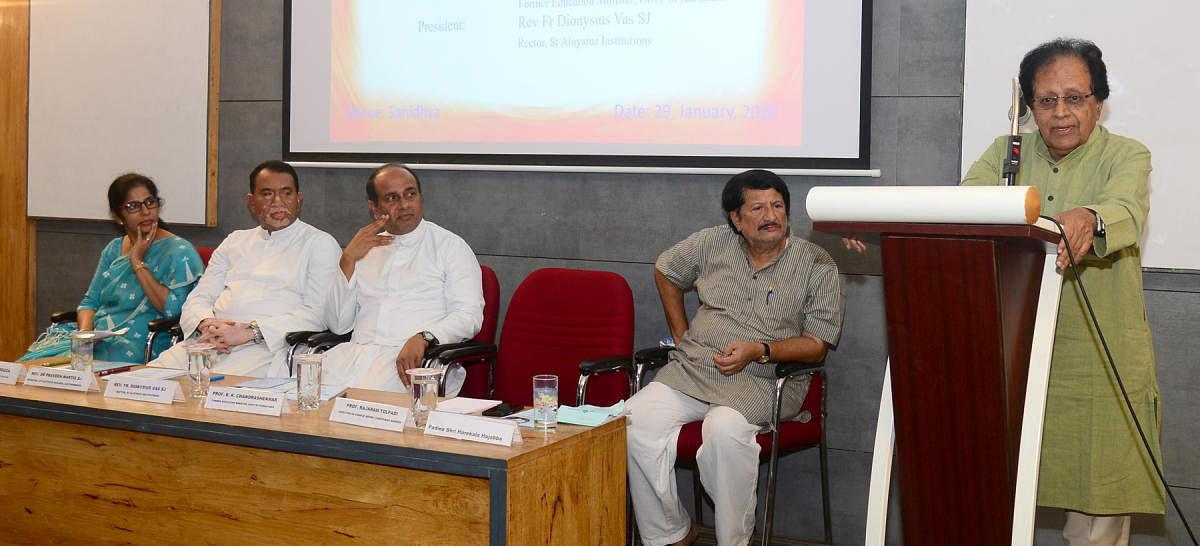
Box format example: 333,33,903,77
328,397,409,433
424,411,522,447
23,366,99,392
204,386,285,416
103,376,184,404
0,362,27,385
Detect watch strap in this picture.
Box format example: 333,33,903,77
758,342,771,363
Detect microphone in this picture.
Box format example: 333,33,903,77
1003,77,1024,186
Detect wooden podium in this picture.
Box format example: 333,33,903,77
815,221,1062,545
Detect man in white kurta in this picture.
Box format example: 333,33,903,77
149,161,341,377
321,164,483,393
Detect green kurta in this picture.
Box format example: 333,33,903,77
962,125,1164,514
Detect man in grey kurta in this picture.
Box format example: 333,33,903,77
626,169,844,546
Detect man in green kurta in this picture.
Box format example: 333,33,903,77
961,38,1163,545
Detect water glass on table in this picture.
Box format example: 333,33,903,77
294,353,325,411
69,331,97,373
185,342,215,398
407,367,443,429
533,374,559,431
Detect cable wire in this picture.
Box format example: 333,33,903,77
1040,215,1196,545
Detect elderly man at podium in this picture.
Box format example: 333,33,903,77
961,39,1160,545
626,169,844,546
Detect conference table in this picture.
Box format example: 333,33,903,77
0,364,626,545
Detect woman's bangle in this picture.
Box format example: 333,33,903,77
131,260,148,273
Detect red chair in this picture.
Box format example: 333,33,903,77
635,348,833,545
448,267,635,409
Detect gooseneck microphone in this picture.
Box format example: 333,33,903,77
1003,77,1026,186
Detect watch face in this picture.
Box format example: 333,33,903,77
422,331,435,342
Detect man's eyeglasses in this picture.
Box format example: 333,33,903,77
121,197,163,213
1033,92,1095,111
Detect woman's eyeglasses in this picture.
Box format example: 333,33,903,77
121,197,163,213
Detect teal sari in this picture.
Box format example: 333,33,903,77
19,235,203,363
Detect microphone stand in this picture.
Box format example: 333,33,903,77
1003,77,1023,186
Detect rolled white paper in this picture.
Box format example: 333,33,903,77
805,186,1041,225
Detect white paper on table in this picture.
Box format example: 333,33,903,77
103,367,187,381
436,397,503,414
285,384,350,401
232,377,296,392
507,407,539,428
91,360,134,374
71,328,129,341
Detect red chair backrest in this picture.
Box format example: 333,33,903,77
458,265,500,399
493,268,634,408
196,246,215,266
476,265,500,344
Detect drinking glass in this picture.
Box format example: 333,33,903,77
186,342,215,398
69,331,97,373
533,374,559,431
295,353,325,411
407,367,443,429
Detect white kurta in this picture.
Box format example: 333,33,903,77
321,219,484,393
149,220,342,377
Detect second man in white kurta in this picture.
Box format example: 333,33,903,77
321,164,484,393
150,160,341,377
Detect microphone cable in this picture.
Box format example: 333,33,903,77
1040,215,1197,545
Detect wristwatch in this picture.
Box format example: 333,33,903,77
757,342,772,363
420,330,438,346
248,320,264,344
1094,211,1106,236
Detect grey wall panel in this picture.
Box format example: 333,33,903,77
33,229,114,333
897,0,966,97
219,0,284,102
215,101,283,235
825,274,889,453
1147,289,1200,489
872,0,901,98
896,96,964,186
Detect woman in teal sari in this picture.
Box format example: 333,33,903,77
19,173,204,363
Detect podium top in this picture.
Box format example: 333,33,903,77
813,221,1060,245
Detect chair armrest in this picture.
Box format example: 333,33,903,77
429,342,497,361
634,346,673,371
579,355,633,377
307,331,351,352
147,317,179,333
50,311,78,324
286,330,322,346
774,361,824,379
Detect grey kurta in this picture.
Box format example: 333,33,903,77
653,226,844,426
962,125,1164,514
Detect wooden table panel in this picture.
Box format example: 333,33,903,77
0,368,625,545
1,414,490,544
